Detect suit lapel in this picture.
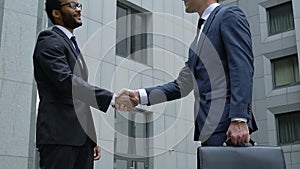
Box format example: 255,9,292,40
192,6,222,70
197,6,221,50
52,27,78,57
52,27,88,80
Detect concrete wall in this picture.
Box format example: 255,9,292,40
0,0,39,168
0,0,299,169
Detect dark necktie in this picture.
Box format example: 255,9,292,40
197,18,205,34
194,18,205,65
70,36,81,55
70,36,84,68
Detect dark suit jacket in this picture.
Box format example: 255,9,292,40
145,6,258,141
33,27,113,147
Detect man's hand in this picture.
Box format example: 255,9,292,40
93,145,101,161
129,89,140,105
115,88,140,112
226,121,250,145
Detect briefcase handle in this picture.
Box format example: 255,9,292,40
223,137,257,146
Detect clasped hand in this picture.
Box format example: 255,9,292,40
114,88,140,112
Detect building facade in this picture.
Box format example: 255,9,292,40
0,0,299,169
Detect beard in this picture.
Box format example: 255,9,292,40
61,10,82,29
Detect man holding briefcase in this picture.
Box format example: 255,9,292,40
119,0,258,168
179,0,258,146
124,0,258,146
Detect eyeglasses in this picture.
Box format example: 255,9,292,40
60,2,82,10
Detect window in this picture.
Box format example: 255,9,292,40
276,111,300,145
116,2,152,65
267,1,295,35
272,54,300,88
114,109,152,168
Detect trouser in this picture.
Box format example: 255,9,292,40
39,138,94,169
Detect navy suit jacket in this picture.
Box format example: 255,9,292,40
33,27,113,147
145,6,258,141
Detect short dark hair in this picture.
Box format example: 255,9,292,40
45,0,61,24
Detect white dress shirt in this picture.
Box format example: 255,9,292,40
55,25,73,39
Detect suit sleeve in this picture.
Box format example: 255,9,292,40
145,63,195,106
35,31,113,112
220,6,254,120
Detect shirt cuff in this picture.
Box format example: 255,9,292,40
110,94,116,106
138,89,148,105
231,118,247,122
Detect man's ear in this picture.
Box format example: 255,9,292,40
52,9,61,20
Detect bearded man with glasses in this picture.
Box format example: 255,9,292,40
33,0,138,169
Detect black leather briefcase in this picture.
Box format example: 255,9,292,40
198,143,286,169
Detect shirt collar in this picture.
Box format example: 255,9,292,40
200,3,220,20
55,25,74,39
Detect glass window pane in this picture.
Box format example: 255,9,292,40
130,13,148,64
277,112,300,145
116,5,128,57
116,2,151,65
131,34,148,64
114,111,129,155
114,110,150,157
116,39,128,58
268,2,295,35
273,58,294,86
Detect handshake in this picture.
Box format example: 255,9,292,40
114,88,141,112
